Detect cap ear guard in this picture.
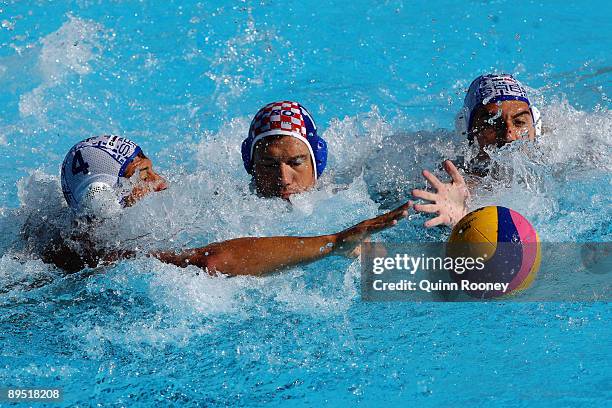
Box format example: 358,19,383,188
300,104,327,177
241,135,254,174
77,181,122,216
311,135,327,177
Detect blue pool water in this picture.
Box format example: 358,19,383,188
1,1,611,406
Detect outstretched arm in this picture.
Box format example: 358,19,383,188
412,160,470,228
153,201,411,276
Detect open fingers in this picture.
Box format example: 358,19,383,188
412,188,437,202
372,209,405,229
423,215,449,228
373,200,411,226
363,200,411,233
444,160,464,185
422,170,443,190
389,200,412,219
413,203,439,214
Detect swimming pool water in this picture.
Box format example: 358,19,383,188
0,1,610,406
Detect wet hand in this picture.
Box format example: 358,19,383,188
412,160,470,228
334,201,411,257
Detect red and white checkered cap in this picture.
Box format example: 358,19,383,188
247,101,318,179
250,101,307,139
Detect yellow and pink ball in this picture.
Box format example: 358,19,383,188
448,206,541,298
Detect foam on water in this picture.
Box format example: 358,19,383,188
3,99,609,300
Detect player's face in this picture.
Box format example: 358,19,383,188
122,152,168,206
470,100,536,150
252,135,316,200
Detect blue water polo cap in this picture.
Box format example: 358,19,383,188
462,74,541,139
241,101,327,179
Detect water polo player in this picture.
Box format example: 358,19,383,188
40,135,168,271
49,135,410,276
412,74,542,228
61,135,168,213
241,101,327,200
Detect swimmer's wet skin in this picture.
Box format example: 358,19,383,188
153,201,411,276
50,135,410,276
412,74,541,228
242,101,327,200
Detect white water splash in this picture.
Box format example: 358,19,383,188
18,15,104,121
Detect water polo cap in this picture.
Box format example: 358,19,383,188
456,74,542,140
61,135,141,211
241,101,327,179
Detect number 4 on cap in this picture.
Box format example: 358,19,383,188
72,150,90,175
